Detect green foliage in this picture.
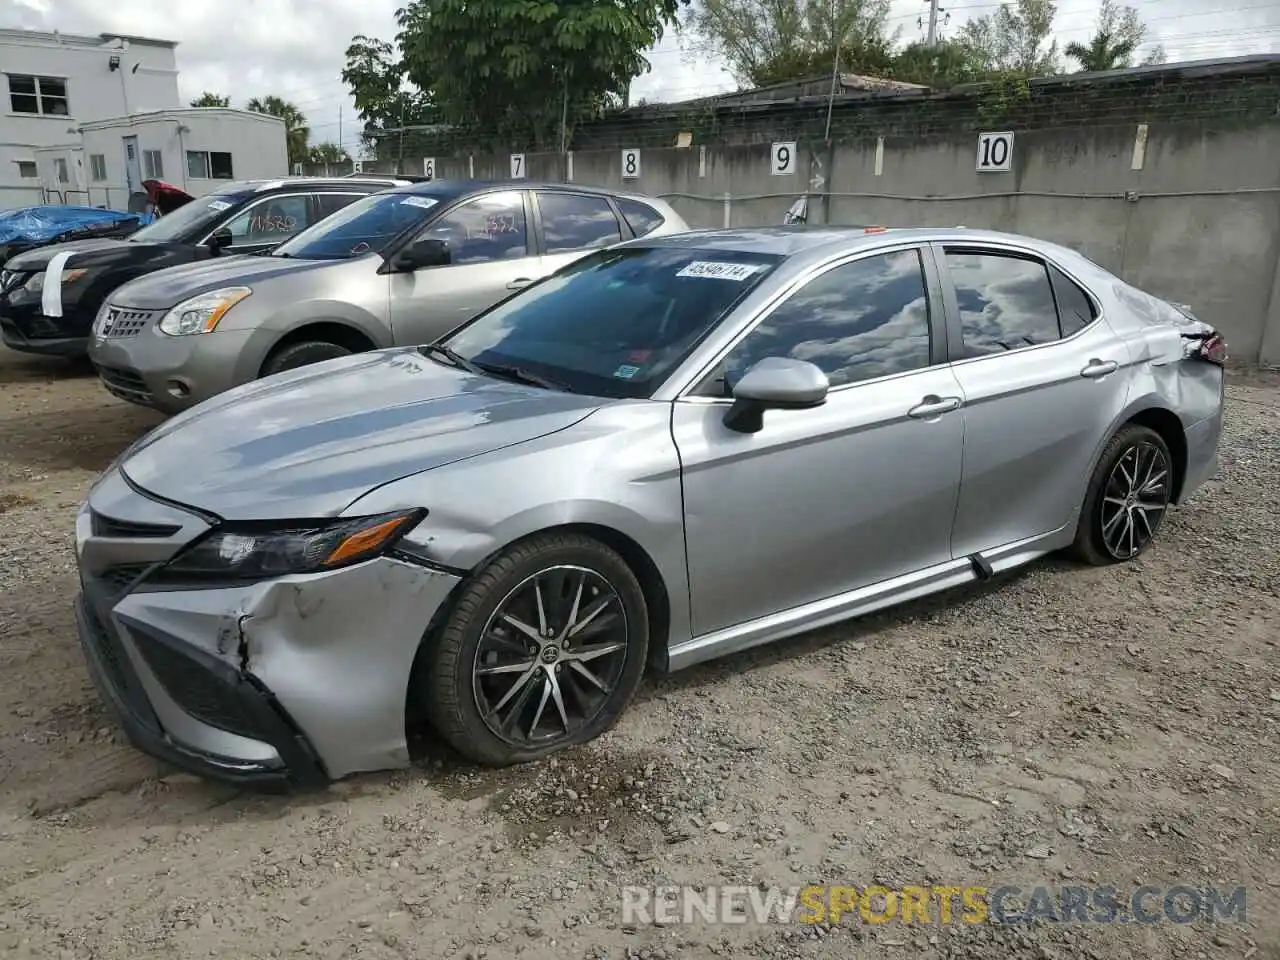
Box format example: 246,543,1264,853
956,0,1059,76
976,71,1032,125
685,0,897,88
392,0,687,151
247,95,311,168
341,34,438,152
189,91,230,107
1064,0,1162,72
308,142,351,164
889,41,985,88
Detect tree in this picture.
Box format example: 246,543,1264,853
685,0,897,88
392,0,687,151
889,40,986,87
189,91,230,107
341,35,436,153
956,0,1060,76
247,95,310,168
1064,0,1163,72
308,142,350,164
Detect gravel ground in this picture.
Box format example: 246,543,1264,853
0,345,1277,960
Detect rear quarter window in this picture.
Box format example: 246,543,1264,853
615,198,665,237
1048,264,1097,336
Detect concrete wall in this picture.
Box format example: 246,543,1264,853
318,58,1280,364
0,30,180,210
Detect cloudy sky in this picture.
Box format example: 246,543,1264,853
4,0,1277,156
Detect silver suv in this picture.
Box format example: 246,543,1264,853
87,181,688,413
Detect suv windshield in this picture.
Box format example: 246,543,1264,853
273,191,438,260
129,192,251,243
442,246,782,398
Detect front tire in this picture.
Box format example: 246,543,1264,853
1070,424,1173,565
423,532,649,766
261,340,352,377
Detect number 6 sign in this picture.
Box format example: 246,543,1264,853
771,142,797,176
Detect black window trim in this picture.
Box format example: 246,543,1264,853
933,241,1104,366
671,241,949,404
531,189,629,254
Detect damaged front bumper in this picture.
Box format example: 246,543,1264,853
74,469,462,787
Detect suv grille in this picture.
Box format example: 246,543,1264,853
98,306,159,339
96,365,152,405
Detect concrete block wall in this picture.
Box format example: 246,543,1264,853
312,58,1280,364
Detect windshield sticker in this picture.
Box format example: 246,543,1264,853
612,364,641,379
206,200,232,212
676,260,763,281
400,196,439,209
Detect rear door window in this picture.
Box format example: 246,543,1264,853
221,194,311,248
416,191,529,264
536,192,623,253
315,191,375,220
944,250,1061,355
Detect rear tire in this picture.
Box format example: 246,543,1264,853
1070,424,1173,565
261,341,352,377
422,532,649,767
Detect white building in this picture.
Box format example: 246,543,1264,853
1,27,288,211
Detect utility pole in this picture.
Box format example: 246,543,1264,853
926,0,941,46
338,105,343,155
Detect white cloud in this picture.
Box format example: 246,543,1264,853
3,0,1275,157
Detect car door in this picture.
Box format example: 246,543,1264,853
671,245,966,637
533,190,628,276
387,190,540,345
208,192,315,255
937,242,1133,558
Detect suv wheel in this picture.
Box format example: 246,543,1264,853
1071,424,1173,565
261,341,352,377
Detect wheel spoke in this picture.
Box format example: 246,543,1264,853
558,574,586,642
1133,505,1156,540
533,581,549,636
477,658,537,676
527,674,552,738
567,659,609,692
489,664,539,715
548,670,571,732
501,613,542,642
1141,471,1167,495
568,640,626,663
1102,505,1127,536
567,595,613,639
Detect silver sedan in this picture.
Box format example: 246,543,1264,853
73,226,1226,786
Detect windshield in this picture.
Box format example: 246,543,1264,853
442,246,782,398
273,191,439,260
129,192,250,243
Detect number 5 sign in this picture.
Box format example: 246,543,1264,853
621,148,641,179
976,131,1014,172
770,142,797,176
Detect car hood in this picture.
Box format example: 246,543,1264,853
120,347,607,521
110,253,360,308
5,237,138,272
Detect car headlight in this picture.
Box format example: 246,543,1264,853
23,268,90,295
163,509,426,580
158,286,252,336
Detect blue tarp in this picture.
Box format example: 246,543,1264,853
0,205,140,246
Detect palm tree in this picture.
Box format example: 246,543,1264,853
189,91,230,107
1064,31,1136,72
246,95,310,168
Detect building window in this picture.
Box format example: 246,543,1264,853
7,74,69,116
90,154,108,182
15,161,37,179
54,158,69,184
187,150,234,180
143,149,163,179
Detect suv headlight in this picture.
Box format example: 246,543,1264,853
158,286,252,336
23,268,89,295
163,509,426,581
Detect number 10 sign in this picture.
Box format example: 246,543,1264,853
976,131,1014,172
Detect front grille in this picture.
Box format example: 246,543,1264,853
78,597,160,734
130,630,265,741
91,510,180,539
96,365,153,405
98,306,158,340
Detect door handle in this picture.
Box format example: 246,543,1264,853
506,277,534,290
1080,359,1118,379
907,395,962,419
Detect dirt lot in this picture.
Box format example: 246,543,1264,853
0,344,1277,960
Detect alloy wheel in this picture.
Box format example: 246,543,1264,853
472,564,630,746
1100,441,1170,560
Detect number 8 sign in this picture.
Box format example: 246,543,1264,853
621,148,641,179
771,142,797,176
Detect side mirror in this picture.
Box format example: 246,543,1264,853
390,237,451,272
723,357,829,434
207,228,233,254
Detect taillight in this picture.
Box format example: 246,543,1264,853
1196,333,1228,366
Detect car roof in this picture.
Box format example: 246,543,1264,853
207,177,410,196
630,224,1071,261
391,178,666,205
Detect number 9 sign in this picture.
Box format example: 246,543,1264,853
771,142,797,176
